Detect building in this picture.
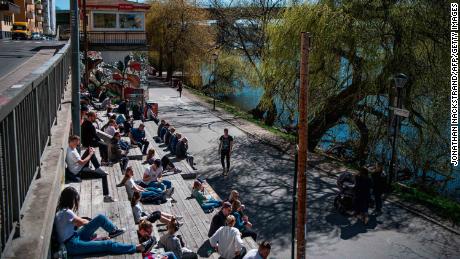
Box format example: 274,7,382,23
42,0,56,35
0,0,19,38
81,0,150,63
13,0,43,34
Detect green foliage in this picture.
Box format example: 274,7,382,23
394,184,460,224
262,1,450,175
203,51,247,95
146,0,214,79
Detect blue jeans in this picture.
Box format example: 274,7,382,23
201,198,222,211
65,214,136,255
141,188,164,199
163,251,178,259
138,180,172,190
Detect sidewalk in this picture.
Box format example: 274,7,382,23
147,79,460,259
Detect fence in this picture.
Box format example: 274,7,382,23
0,42,71,253
81,31,147,45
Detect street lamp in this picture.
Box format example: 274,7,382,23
388,73,408,185
211,53,218,110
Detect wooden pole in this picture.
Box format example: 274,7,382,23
296,32,310,259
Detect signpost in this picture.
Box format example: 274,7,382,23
390,107,410,118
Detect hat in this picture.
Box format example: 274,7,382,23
222,202,232,209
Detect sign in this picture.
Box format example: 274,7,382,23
118,4,134,10
390,107,410,118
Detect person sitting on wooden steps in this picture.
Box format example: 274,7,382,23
159,217,198,259
175,137,197,170
137,220,178,259
143,149,182,174
54,187,156,257
192,180,222,213
65,135,114,203
231,200,257,241
108,132,129,172
138,159,174,192
131,191,182,225
116,166,173,202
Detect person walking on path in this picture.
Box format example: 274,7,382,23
177,81,183,98
219,128,234,175
371,163,386,215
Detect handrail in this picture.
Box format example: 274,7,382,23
0,40,71,254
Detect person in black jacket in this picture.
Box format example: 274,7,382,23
109,132,129,171
371,163,386,215
117,99,129,117
354,168,372,224
81,111,108,163
157,119,166,138
208,202,232,238
175,137,196,170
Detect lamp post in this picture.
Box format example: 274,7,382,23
211,53,218,110
388,73,408,185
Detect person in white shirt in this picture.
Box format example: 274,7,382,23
65,135,114,203
209,215,246,259
137,159,173,191
54,186,156,256
242,241,271,259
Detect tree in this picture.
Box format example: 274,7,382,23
263,0,449,176
146,0,214,81
209,0,285,125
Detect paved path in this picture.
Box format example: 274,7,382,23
148,81,460,259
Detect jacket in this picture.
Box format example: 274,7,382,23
81,120,101,147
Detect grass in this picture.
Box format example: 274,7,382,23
186,87,297,143
393,183,460,225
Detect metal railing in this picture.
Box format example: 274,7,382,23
0,42,71,253
80,31,147,45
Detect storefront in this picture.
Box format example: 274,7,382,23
82,0,149,62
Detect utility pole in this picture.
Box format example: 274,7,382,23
70,0,80,137
296,32,310,259
83,0,89,90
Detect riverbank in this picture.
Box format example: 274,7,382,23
180,83,460,234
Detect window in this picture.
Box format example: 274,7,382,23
119,13,143,29
93,13,116,28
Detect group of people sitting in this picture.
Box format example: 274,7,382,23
207,190,267,259
156,119,197,170
58,95,270,258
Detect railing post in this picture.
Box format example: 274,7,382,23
34,88,41,163
11,110,21,238
47,75,52,146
